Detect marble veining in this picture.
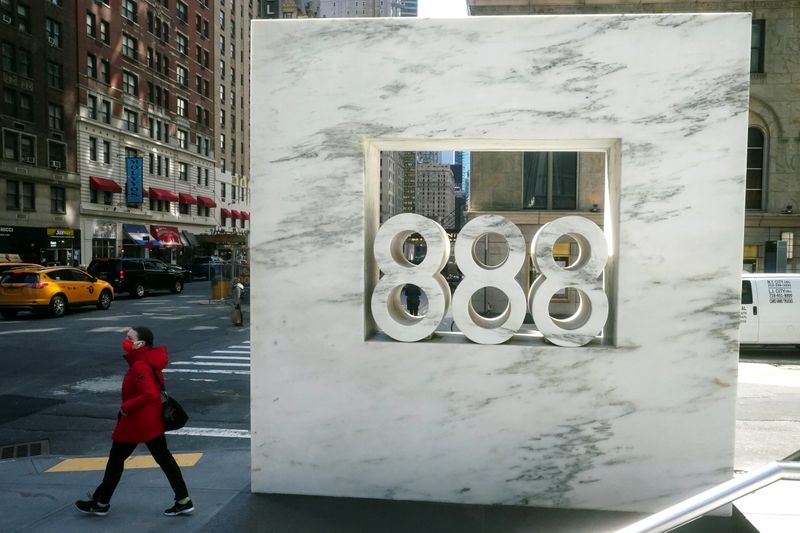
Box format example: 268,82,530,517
250,14,751,513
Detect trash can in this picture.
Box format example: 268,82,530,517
211,280,231,300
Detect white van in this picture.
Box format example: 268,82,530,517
741,274,800,344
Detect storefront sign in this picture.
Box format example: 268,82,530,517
93,220,117,239
126,156,144,204
0,226,13,237
47,228,75,238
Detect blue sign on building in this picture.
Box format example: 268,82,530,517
126,156,144,204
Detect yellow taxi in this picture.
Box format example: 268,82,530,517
0,266,114,319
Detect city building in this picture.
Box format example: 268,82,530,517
0,1,79,265
318,0,400,17
399,0,418,17
401,151,416,213
75,0,218,266
415,162,455,227
212,0,253,253
467,0,800,272
379,152,404,223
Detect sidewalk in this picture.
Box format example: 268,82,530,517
3,445,795,532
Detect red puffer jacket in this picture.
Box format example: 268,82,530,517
112,345,168,443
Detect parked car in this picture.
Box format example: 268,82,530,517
0,266,114,319
87,258,184,298
741,273,800,344
167,264,194,283
189,256,227,280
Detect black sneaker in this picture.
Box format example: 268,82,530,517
75,497,110,516
164,499,194,516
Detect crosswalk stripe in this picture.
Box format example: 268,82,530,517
0,327,64,335
163,368,250,375
173,361,250,367
193,355,250,360
212,350,250,354
228,345,250,348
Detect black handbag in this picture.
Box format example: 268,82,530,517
148,364,189,431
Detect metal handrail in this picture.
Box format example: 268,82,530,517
615,460,800,533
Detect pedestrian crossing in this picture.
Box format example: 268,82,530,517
163,340,250,380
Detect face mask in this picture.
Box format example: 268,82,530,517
122,338,136,353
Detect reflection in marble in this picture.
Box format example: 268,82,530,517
250,14,751,512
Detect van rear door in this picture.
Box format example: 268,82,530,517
754,277,800,344
740,279,758,343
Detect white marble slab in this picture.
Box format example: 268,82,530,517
250,14,751,512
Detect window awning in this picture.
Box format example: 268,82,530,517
89,176,122,193
196,195,216,207
123,224,160,248
230,209,241,220
178,193,197,204
220,208,232,218
150,225,182,248
240,211,250,220
149,187,179,202
181,230,200,247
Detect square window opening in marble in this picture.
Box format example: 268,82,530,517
364,140,621,347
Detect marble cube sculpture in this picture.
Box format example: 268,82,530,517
250,14,751,512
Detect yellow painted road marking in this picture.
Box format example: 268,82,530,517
46,453,202,473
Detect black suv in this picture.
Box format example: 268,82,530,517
87,258,184,298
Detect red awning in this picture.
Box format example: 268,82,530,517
89,176,122,193
241,212,250,220
150,225,182,248
230,209,241,220
196,195,216,207
220,208,232,218
149,187,179,202
178,193,197,204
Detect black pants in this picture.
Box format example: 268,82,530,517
93,434,189,504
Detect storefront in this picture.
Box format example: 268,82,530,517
0,225,81,265
122,223,159,258
91,220,118,260
150,225,182,263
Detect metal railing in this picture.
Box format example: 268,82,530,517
616,455,800,533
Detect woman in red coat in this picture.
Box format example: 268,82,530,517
75,326,193,517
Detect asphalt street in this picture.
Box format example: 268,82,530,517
0,280,250,458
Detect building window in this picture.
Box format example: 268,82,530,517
122,71,138,96
179,202,189,214
46,18,62,47
86,11,96,37
16,3,29,33
177,129,187,148
746,127,765,210
179,161,187,181
101,59,110,83
123,0,137,22
177,65,188,86
48,140,66,168
88,95,97,119
89,137,97,161
124,109,138,132
87,54,97,78
17,47,30,77
1,42,12,72
48,104,64,130
22,181,34,210
47,61,63,89
51,186,65,214
176,97,187,117
219,133,225,150
176,33,188,55
90,188,113,205
5,179,19,209
100,100,110,124
204,168,209,186
177,1,188,23
196,165,201,184
100,20,109,45
122,34,138,60
103,140,111,164
2,88,15,116
522,152,577,210
751,20,765,74
18,93,31,121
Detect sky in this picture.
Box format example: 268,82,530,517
418,0,469,18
